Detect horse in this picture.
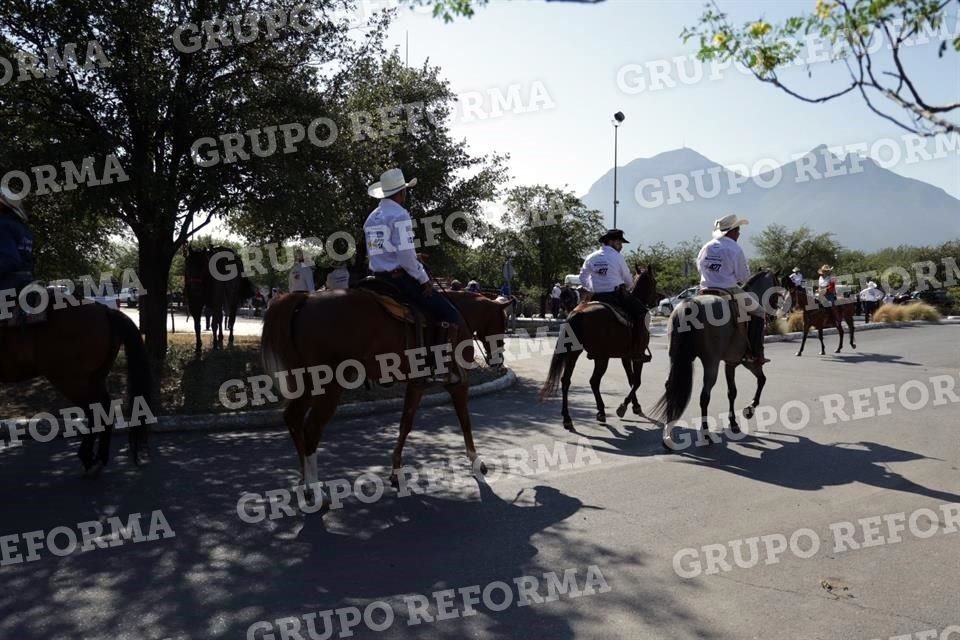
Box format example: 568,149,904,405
558,286,580,318
783,278,857,356
539,265,660,431
652,270,783,449
445,291,513,366
260,288,486,493
183,245,253,353
0,298,151,475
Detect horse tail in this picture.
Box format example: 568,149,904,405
261,293,308,381
652,307,696,423
107,309,152,462
539,313,582,400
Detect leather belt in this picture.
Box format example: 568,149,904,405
375,268,405,278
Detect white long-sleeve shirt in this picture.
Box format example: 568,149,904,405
326,266,350,290
363,199,429,284
288,262,315,292
579,245,632,293
696,236,749,289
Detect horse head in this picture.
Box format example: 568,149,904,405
632,263,659,308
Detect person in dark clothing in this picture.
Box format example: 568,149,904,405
0,188,34,321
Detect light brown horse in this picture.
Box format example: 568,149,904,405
539,266,659,431
784,277,856,356
261,289,486,492
0,299,151,475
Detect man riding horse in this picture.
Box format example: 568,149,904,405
363,168,468,384
0,187,34,322
695,214,769,365
578,228,648,353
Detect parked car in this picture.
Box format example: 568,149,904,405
48,283,119,310
118,287,139,307
656,286,699,316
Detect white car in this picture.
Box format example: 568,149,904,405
656,286,699,316
118,287,139,307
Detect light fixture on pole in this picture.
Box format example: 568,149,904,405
612,111,625,229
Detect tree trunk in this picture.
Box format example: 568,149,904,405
137,236,174,363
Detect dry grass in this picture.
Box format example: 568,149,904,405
785,311,805,332
767,317,789,335
1,331,506,418
873,302,941,323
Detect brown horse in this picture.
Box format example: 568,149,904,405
260,289,486,492
445,291,513,366
184,245,253,353
539,266,659,431
0,299,151,475
784,278,856,356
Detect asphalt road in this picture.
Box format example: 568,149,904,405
1,325,958,640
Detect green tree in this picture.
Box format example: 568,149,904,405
1,0,374,363
226,52,507,279
497,185,604,314
752,224,843,277
682,0,959,135
626,238,702,297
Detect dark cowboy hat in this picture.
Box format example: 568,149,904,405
598,229,629,244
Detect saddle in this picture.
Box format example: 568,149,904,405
353,278,418,324
0,286,53,329
569,301,632,327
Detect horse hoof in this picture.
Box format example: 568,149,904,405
389,473,399,490
616,405,626,418
562,417,574,431
632,404,643,416
743,405,755,420
85,462,105,479
596,412,606,424
795,352,802,357
730,421,740,434
478,461,488,475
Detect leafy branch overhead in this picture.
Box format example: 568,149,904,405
682,0,960,135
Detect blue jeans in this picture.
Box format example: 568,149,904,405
375,272,463,326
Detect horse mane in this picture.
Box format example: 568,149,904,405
745,270,770,287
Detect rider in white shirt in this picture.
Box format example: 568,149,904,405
363,168,466,383
578,229,647,354
696,214,768,364
325,262,350,290
288,251,316,293
789,267,803,288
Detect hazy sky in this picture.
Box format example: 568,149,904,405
384,0,960,203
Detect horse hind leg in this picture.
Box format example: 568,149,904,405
446,380,487,477
561,350,582,431
300,386,343,505
590,357,610,423
698,360,721,446
390,382,427,488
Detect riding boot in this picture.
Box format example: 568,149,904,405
743,315,770,365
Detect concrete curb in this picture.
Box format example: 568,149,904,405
764,318,960,344
149,367,518,433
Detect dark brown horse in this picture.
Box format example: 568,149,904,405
784,278,856,356
539,266,659,430
0,299,150,475
261,289,485,492
184,245,253,352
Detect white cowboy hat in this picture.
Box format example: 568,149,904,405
0,186,27,224
368,168,418,199
817,264,834,275
792,267,800,273
712,213,749,239
867,280,878,288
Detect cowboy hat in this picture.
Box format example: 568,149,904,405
712,213,749,239
0,186,27,224
368,168,417,199
792,267,801,273
818,264,834,274
867,280,878,288
598,229,630,244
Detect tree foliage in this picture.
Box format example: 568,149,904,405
682,0,960,135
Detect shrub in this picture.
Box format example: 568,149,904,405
872,304,905,322
785,311,804,332
903,302,941,321
767,317,789,335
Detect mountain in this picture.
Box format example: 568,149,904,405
580,146,960,253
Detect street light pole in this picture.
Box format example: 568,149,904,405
612,111,625,229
